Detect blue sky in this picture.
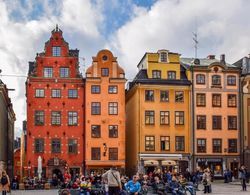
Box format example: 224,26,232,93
1,0,250,136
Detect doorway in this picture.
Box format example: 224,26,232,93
230,162,239,178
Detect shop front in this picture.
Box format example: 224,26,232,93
139,153,190,174
195,156,240,178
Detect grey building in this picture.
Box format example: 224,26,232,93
0,79,16,179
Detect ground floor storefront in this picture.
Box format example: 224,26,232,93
195,155,240,178
85,160,125,175
23,157,82,179
138,153,191,175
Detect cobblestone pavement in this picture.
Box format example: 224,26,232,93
8,182,250,194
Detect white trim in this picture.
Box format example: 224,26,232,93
139,153,182,160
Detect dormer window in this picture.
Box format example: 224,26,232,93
52,46,61,57
152,70,161,79
212,75,221,86
168,71,176,79
160,52,168,62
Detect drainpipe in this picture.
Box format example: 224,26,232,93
191,64,195,171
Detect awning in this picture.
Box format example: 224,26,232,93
162,160,176,166
144,160,159,166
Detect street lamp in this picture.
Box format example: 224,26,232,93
103,143,107,156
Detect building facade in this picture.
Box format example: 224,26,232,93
0,80,16,179
14,148,21,178
234,55,250,169
182,55,240,177
26,26,85,178
126,50,191,176
85,50,126,174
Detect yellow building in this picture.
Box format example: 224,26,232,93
126,50,192,176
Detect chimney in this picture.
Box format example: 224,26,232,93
220,54,225,64
248,53,250,58
207,55,215,60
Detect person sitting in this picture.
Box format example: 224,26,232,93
168,176,180,194
125,175,141,195
152,176,165,195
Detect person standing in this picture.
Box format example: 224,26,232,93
239,165,248,191
202,168,212,194
0,171,10,195
102,167,122,195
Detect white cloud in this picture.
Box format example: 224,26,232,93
108,0,250,80
0,0,104,137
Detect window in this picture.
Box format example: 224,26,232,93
68,89,78,98
175,111,184,125
228,139,237,153
145,90,154,101
109,102,118,115
160,52,167,62
35,139,44,153
196,93,206,107
213,139,222,153
152,70,161,79
228,116,237,130
227,75,236,86
212,94,221,107
109,148,118,160
160,136,170,151
68,111,78,126
228,94,237,107
145,111,155,125
51,89,61,98
109,125,118,138
196,74,205,84
212,116,222,130
145,136,155,151
160,91,169,102
51,111,61,125
44,67,53,78
168,71,176,79
91,102,101,115
175,136,185,151
52,46,61,57
108,86,118,94
60,67,69,78
175,91,184,102
212,75,221,86
91,85,100,94
197,115,206,129
197,139,206,153
51,139,61,153
160,111,169,125
101,68,109,77
35,111,44,125
91,148,100,160
68,139,77,154
91,125,101,138
35,89,44,98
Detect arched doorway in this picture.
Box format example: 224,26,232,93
52,168,62,177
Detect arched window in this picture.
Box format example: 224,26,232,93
227,75,236,86
212,75,221,86
196,74,205,84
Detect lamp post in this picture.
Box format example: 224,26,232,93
103,143,107,156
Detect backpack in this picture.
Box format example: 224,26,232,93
1,175,8,185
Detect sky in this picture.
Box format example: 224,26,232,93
0,0,250,137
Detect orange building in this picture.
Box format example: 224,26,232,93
85,50,126,173
182,55,240,177
14,148,21,178
25,26,84,178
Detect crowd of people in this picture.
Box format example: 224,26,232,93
0,165,249,194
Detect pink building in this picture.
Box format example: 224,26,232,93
182,55,240,178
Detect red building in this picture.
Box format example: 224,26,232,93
25,26,84,178
14,148,21,178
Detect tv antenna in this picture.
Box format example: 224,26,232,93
192,18,198,58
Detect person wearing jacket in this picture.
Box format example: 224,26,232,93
0,171,10,195
125,175,141,195
239,165,248,191
202,168,212,194
102,167,122,195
